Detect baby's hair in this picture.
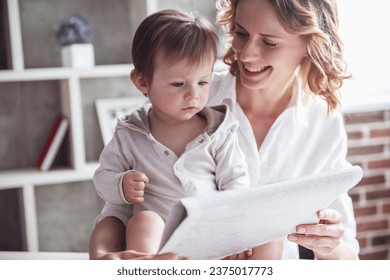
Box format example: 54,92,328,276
217,0,350,112
132,9,219,85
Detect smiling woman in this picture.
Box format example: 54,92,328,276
338,0,390,106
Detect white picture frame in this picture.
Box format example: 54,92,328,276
95,96,148,145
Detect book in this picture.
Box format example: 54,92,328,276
37,117,69,171
158,166,363,260
0,0,8,70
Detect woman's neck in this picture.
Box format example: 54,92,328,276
236,78,293,120
236,77,294,148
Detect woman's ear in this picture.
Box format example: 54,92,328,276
130,69,149,96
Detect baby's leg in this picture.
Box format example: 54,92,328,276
125,210,165,254
248,239,284,260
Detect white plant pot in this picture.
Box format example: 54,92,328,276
61,44,95,68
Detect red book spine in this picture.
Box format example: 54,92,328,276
37,117,69,171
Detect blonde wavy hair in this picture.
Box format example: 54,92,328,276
216,0,350,112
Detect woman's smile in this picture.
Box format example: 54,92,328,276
243,64,272,77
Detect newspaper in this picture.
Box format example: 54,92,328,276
158,166,363,260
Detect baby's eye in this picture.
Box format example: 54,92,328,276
171,82,184,87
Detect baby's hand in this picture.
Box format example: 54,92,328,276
122,171,149,204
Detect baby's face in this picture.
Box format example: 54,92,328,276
147,52,214,123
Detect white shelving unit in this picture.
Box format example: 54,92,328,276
0,0,157,252
0,0,223,252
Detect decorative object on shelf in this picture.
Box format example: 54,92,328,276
36,116,69,171
55,14,95,68
96,96,147,145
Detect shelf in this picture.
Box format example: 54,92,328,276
1,0,222,253
0,162,99,189
0,64,133,82
0,62,228,83
0,251,89,260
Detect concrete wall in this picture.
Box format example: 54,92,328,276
1,0,389,260
0,0,218,252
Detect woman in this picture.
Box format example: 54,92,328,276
210,0,358,259
89,0,359,260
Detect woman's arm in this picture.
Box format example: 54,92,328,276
285,112,359,260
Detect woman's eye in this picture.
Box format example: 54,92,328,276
171,82,183,87
235,31,248,37
198,81,208,86
263,41,277,48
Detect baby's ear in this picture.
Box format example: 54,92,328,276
130,70,149,95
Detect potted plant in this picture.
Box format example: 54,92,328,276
55,14,95,68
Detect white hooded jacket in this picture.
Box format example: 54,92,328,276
94,102,249,221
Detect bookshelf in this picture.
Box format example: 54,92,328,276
0,0,157,252
0,0,221,253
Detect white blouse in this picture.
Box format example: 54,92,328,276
208,71,359,259
96,70,359,259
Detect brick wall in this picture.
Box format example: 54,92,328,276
344,109,390,260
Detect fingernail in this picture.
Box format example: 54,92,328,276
288,235,297,241
319,211,326,219
297,227,306,234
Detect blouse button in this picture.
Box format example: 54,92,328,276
176,164,183,171
164,150,169,156
184,181,196,191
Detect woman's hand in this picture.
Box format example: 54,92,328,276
287,209,350,259
96,250,182,260
222,249,253,260
222,239,283,260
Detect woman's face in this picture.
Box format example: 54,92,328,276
232,0,307,92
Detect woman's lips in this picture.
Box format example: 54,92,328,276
243,65,272,77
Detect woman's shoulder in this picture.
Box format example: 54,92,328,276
305,96,345,130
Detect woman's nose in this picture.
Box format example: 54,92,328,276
238,37,260,62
